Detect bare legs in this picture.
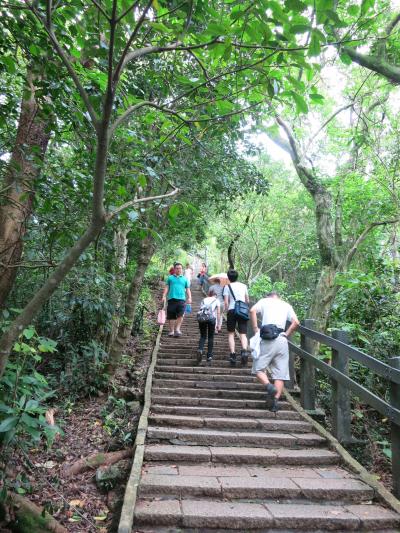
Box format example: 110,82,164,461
256,371,284,399
169,315,184,335
228,332,248,353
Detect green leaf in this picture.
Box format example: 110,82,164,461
23,327,35,340
340,53,352,65
310,93,324,104
0,416,19,433
168,204,180,220
291,92,308,114
347,4,359,15
308,34,321,56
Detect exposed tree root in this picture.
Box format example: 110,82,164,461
1,492,67,533
63,448,132,477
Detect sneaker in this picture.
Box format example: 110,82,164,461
206,354,213,366
168,331,175,337
265,383,277,399
196,350,203,365
240,349,248,366
229,352,236,366
269,398,279,412
174,330,182,337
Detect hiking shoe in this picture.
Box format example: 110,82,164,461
240,349,248,366
229,352,236,366
196,350,203,365
206,355,213,366
265,383,277,399
269,398,279,413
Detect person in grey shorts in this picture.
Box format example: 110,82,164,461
250,292,300,412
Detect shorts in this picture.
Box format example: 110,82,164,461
167,299,185,320
226,309,248,334
252,336,290,380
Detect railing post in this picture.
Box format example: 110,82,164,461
300,319,316,410
331,329,352,444
389,357,400,499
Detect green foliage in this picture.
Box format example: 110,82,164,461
59,340,109,400
0,328,61,449
249,275,288,301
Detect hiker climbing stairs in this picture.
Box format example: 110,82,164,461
129,286,400,531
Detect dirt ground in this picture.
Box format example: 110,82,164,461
1,310,158,533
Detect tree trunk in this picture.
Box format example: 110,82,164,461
106,229,129,350
0,122,110,379
308,264,339,331
0,69,51,307
107,234,155,372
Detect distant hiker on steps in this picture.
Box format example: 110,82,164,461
196,295,221,365
222,269,250,366
162,263,192,338
250,291,299,412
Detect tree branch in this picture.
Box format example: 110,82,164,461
341,46,400,84
89,0,111,21
105,187,180,221
345,218,400,266
112,0,154,85
306,103,354,151
25,1,100,131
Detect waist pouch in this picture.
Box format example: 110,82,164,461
260,324,283,340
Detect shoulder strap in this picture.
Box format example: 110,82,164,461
227,284,236,301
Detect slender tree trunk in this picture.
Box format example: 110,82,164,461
0,69,51,307
108,234,155,372
0,125,109,379
308,264,339,331
106,229,129,350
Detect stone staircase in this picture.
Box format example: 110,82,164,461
132,287,400,531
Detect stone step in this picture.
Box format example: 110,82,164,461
147,426,326,447
134,499,400,530
139,469,373,501
151,394,291,410
154,371,256,383
149,414,312,432
153,378,265,392
144,444,340,465
155,365,253,375
156,358,248,367
151,404,302,420
152,386,268,400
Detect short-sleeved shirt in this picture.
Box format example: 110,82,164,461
222,282,248,311
209,283,223,302
166,274,189,300
252,298,296,329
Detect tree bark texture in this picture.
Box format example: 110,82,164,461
106,229,129,350
0,70,51,307
108,234,155,372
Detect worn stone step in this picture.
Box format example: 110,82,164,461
155,365,253,375
149,414,312,432
157,352,251,360
150,404,301,420
151,394,291,410
153,378,265,392
147,426,326,447
139,469,373,501
154,371,256,383
144,444,339,465
151,386,268,400
134,499,400,530
156,358,246,367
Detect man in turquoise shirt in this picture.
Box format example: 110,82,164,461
162,263,192,337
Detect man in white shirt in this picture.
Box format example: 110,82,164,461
250,292,300,412
223,269,250,366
